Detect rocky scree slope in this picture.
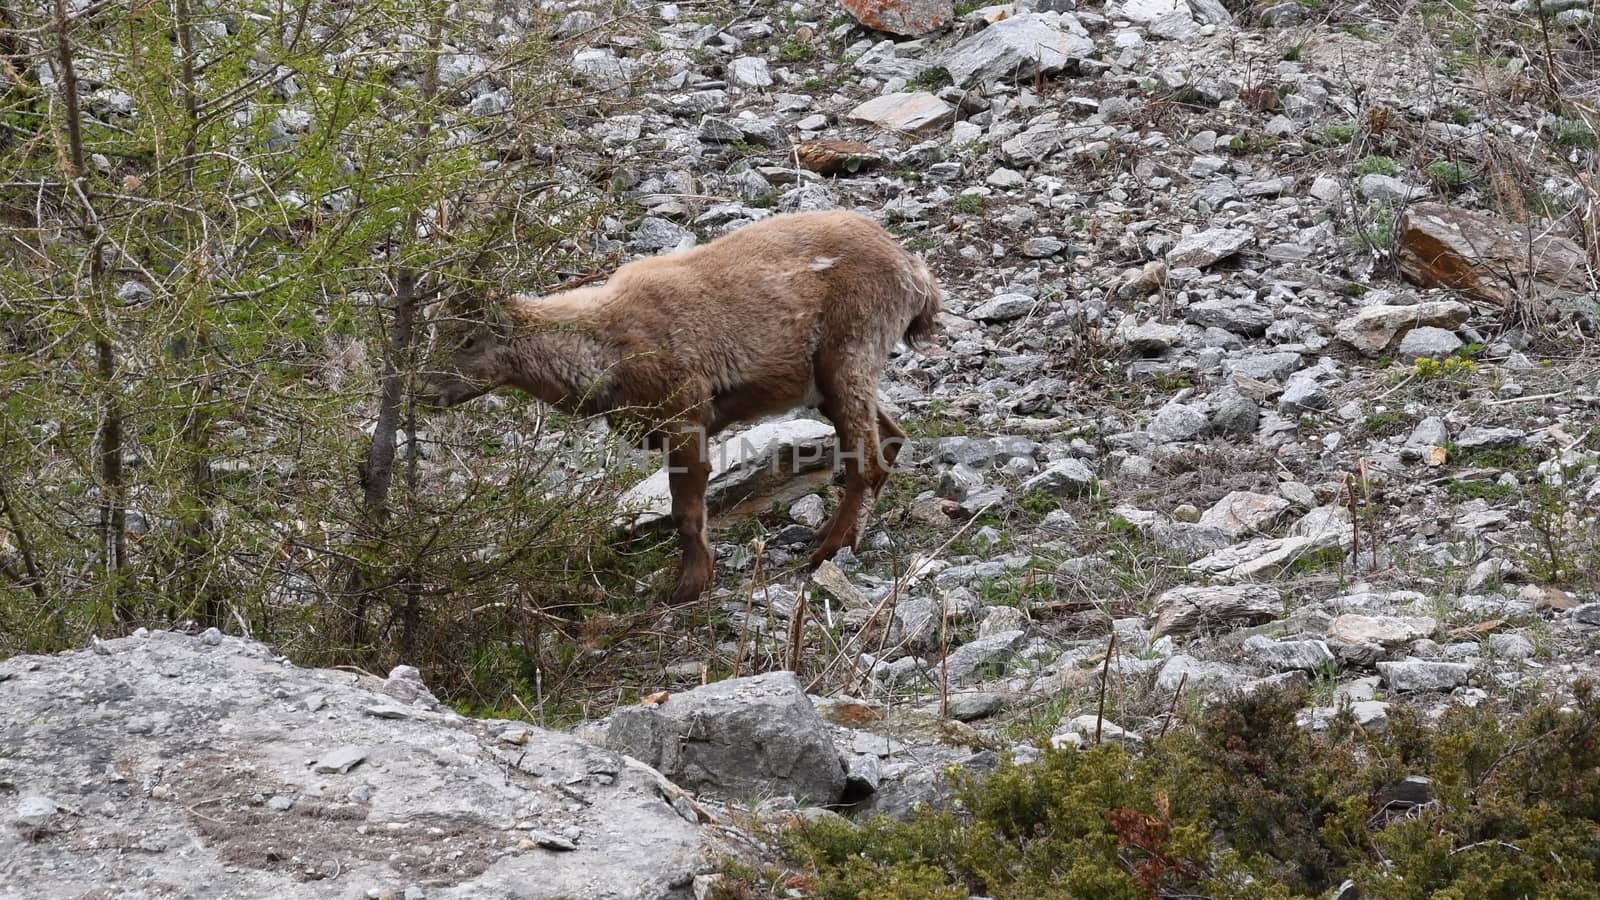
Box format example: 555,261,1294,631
517,0,1600,779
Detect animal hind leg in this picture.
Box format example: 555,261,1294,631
810,381,884,568
871,408,908,496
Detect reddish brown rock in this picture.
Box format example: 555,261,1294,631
838,0,953,37
791,139,884,176
1397,202,1593,307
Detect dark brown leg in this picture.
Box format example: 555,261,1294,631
810,388,883,569
666,427,713,605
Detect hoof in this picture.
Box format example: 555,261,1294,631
670,577,710,606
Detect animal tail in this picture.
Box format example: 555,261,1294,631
901,255,944,351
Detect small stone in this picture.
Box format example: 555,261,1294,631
844,92,954,135
1199,491,1291,539
969,292,1035,321
532,831,578,851
313,746,368,774
944,692,1006,721
939,12,1095,87
1377,659,1472,692
1334,300,1471,355
1397,326,1463,358
14,795,58,829
1020,458,1096,497
941,629,1026,685
727,56,773,89
1022,236,1066,257
1243,636,1335,672
1328,614,1436,646
1165,227,1253,268
1455,426,1524,451
790,494,827,528
1150,585,1281,638
1149,401,1209,443
987,167,1025,188
1359,173,1429,202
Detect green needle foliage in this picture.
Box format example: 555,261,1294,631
0,0,639,714
761,683,1600,899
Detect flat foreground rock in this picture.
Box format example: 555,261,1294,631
0,631,717,899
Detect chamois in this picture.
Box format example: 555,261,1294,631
416,209,945,605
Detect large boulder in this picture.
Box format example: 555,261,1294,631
1150,585,1282,638
606,671,847,806
1397,202,1593,309
845,91,955,135
839,0,953,36
615,415,837,530
0,631,719,899
939,12,1094,87
1333,299,1471,355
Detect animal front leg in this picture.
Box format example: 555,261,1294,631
666,430,713,605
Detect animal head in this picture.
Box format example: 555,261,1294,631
414,303,513,408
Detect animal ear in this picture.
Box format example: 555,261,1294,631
484,301,511,337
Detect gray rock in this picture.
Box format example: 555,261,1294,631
608,671,846,805
940,12,1094,87
979,605,1030,636
1359,173,1430,202
1327,614,1436,646
1279,371,1330,414
1149,401,1210,443
1156,655,1245,692
1122,320,1182,354
616,417,837,530
845,753,883,794
1334,300,1471,355
1397,326,1463,358
312,745,368,774
1226,351,1302,383
1377,659,1473,692
1259,1,1305,25
631,216,696,253
844,92,954,134
728,56,773,89
942,629,1027,685
1455,426,1525,451
0,631,716,898
698,115,746,143
1165,227,1253,268
1022,236,1067,257
969,292,1036,321
1243,636,1335,672
1199,491,1291,539
1211,392,1260,438
1020,458,1096,496
790,494,827,528
1000,123,1073,164
1057,714,1142,748
13,795,58,830
1185,296,1273,335
1406,416,1449,448
1150,585,1282,638
944,692,1006,721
